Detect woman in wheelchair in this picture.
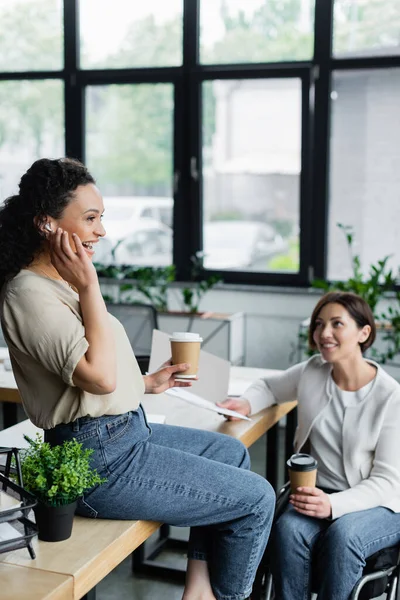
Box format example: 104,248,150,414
219,291,400,599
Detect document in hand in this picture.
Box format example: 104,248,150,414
149,330,251,421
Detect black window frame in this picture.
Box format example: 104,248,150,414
1,0,399,286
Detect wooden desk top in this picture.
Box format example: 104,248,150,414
0,365,296,599
0,563,73,600
0,517,160,600
0,366,295,449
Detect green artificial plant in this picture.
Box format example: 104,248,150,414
19,434,106,507
307,223,400,363
180,252,222,314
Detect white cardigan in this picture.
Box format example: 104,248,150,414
244,355,400,519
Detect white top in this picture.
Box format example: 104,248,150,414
310,377,374,491
241,355,400,519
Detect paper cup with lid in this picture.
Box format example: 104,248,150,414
286,453,318,493
170,332,203,379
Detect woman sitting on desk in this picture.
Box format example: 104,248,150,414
219,291,400,600
0,157,275,600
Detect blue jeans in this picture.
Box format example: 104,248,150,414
271,503,400,600
45,405,275,600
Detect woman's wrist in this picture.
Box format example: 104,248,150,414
241,398,252,416
143,374,153,393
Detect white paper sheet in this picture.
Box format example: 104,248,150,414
0,491,22,513
0,522,20,542
228,378,253,397
149,330,252,421
146,413,166,424
165,388,251,421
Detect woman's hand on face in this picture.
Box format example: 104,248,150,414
49,229,98,291
216,398,251,420
290,487,332,519
144,362,196,394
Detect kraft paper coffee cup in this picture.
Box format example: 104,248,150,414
170,332,203,379
287,453,318,493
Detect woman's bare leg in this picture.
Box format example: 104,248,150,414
182,559,216,600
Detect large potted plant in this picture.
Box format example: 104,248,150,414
20,434,105,542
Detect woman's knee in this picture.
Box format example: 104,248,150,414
274,508,318,547
322,514,360,552
245,474,276,525
216,434,250,469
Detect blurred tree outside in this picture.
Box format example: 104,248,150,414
333,0,400,56
86,83,173,196
1,0,397,196
0,0,63,164
202,0,314,64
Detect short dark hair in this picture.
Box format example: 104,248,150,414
0,158,95,288
308,291,376,353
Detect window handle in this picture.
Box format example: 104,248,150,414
173,170,180,194
190,156,199,182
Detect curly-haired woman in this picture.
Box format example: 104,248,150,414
0,157,275,600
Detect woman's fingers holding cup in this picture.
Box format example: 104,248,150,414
296,486,321,495
290,487,332,519
174,362,191,373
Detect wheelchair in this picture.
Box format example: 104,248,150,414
252,483,400,600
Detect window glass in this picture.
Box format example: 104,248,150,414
202,78,301,273
200,0,315,64
80,0,183,69
333,0,400,58
86,84,174,267
0,0,63,72
0,80,64,201
328,69,400,280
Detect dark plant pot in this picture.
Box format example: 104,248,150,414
34,500,77,542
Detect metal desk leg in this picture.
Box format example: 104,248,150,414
3,403,18,428
266,423,279,491
132,524,187,581
285,408,297,462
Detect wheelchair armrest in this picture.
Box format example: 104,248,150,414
275,481,291,520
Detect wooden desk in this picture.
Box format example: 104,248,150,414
0,367,296,599
0,563,73,600
0,366,296,468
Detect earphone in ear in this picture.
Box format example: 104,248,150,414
45,223,52,232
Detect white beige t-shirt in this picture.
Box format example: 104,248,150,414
310,376,374,491
0,270,145,429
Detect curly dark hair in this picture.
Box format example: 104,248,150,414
0,157,95,289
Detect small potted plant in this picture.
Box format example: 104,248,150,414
19,434,106,542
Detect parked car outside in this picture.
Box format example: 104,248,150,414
93,236,114,265
112,218,173,266
203,220,288,270
102,196,173,241
93,196,173,266
95,218,173,267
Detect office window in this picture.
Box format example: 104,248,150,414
85,84,174,267
333,0,400,58
0,0,63,72
1,0,398,286
200,0,315,64
327,69,400,281
202,79,301,273
0,80,64,200
79,0,183,69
